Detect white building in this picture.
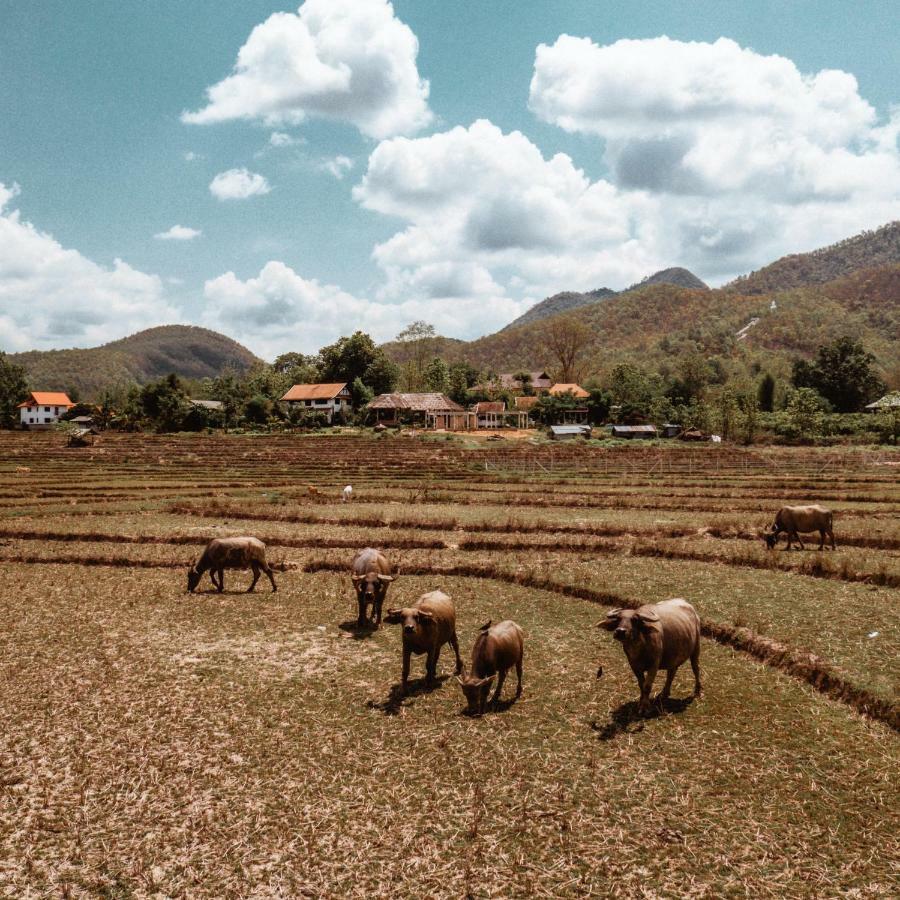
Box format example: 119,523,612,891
18,391,75,428
280,383,351,423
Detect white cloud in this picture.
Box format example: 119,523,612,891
184,151,202,162
209,168,271,200
201,259,530,358
182,0,432,139
320,155,354,179
269,131,299,147
529,36,900,205
154,224,202,241
0,183,180,352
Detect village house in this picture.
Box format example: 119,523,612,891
367,392,472,429
476,371,553,395
280,383,352,423
18,391,75,429
473,401,505,429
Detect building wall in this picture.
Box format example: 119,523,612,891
20,405,68,427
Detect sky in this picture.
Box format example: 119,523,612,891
1,0,898,359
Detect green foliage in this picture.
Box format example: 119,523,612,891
423,357,450,393
447,363,473,405
363,354,400,395
757,372,776,412
777,388,826,443
350,377,373,408
792,336,886,413
318,331,380,385
0,353,29,428
243,395,272,425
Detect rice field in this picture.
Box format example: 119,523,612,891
0,431,897,897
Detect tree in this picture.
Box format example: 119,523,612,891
350,377,373,408
363,355,400,395
319,332,381,385
0,353,28,428
783,388,825,442
447,363,471,405
243,395,272,425
792,337,886,413
541,314,593,383
395,321,437,391
423,357,450,393
586,388,612,425
209,370,249,430
736,389,760,445
138,373,189,432
757,372,775,412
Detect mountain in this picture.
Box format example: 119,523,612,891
725,221,900,295
503,268,708,330
503,288,616,330
11,325,261,399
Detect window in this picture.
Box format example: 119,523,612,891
45,406,51,412
45,417,52,423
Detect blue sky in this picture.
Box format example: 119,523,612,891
1,1,898,358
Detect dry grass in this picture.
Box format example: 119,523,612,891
0,432,897,897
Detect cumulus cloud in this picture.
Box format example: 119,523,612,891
154,225,202,241
354,119,661,300
182,0,432,139
529,35,900,204
269,131,300,147
0,183,179,352
201,259,530,357
209,168,271,200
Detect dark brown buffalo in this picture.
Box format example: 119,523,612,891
350,548,394,628
456,619,524,715
187,537,277,593
764,504,835,550
384,590,462,695
600,598,701,715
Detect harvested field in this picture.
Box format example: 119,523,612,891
0,431,897,897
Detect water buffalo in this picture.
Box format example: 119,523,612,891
764,504,835,550
187,537,277,593
456,619,524,715
350,548,394,628
384,590,463,695
600,598,701,715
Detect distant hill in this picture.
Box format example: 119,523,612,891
389,263,899,384
726,221,900,295
502,268,707,330
11,325,261,399
504,288,615,330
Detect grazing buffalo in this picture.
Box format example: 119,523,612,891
350,548,394,628
456,619,524,715
187,537,277,593
600,598,701,716
764,504,835,551
342,485,353,503
384,590,463,695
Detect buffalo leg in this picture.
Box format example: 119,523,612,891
658,666,678,704
449,631,463,674
639,664,658,714
818,530,825,551
829,529,836,550
263,563,277,592
400,648,411,694
356,594,367,629
515,658,523,698
690,645,702,697
794,531,805,550
216,568,225,592
247,564,260,592
491,668,507,707
426,647,440,685
374,597,382,627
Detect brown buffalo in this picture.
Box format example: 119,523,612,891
350,548,394,628
384,590,463,695
187,537,277,593
764,504,835,551
600,598,701,715
456,619,524,715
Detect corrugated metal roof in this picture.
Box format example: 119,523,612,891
550,425,591,435
866,392,900,409
611,424,657,433
281,383,348,401
18,391,74,408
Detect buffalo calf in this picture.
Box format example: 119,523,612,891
457,619,524,715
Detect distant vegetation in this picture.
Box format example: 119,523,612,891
726,221,900,295
9,325,261,400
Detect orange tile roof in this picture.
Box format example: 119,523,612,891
549,383,590,399
18,391,74,408
280,383,348,401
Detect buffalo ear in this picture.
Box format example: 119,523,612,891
416,609,435,621
384,608,402,624
599,609,622,630
634,609,661,626
351,574,363,582
479,619,492,632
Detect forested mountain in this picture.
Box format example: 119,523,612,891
503,267,708,331
11,325,260,399
388,264,899,385
726,221,900,295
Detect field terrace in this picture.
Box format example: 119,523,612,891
0,431,897,896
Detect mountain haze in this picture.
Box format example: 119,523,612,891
11,325,261,399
